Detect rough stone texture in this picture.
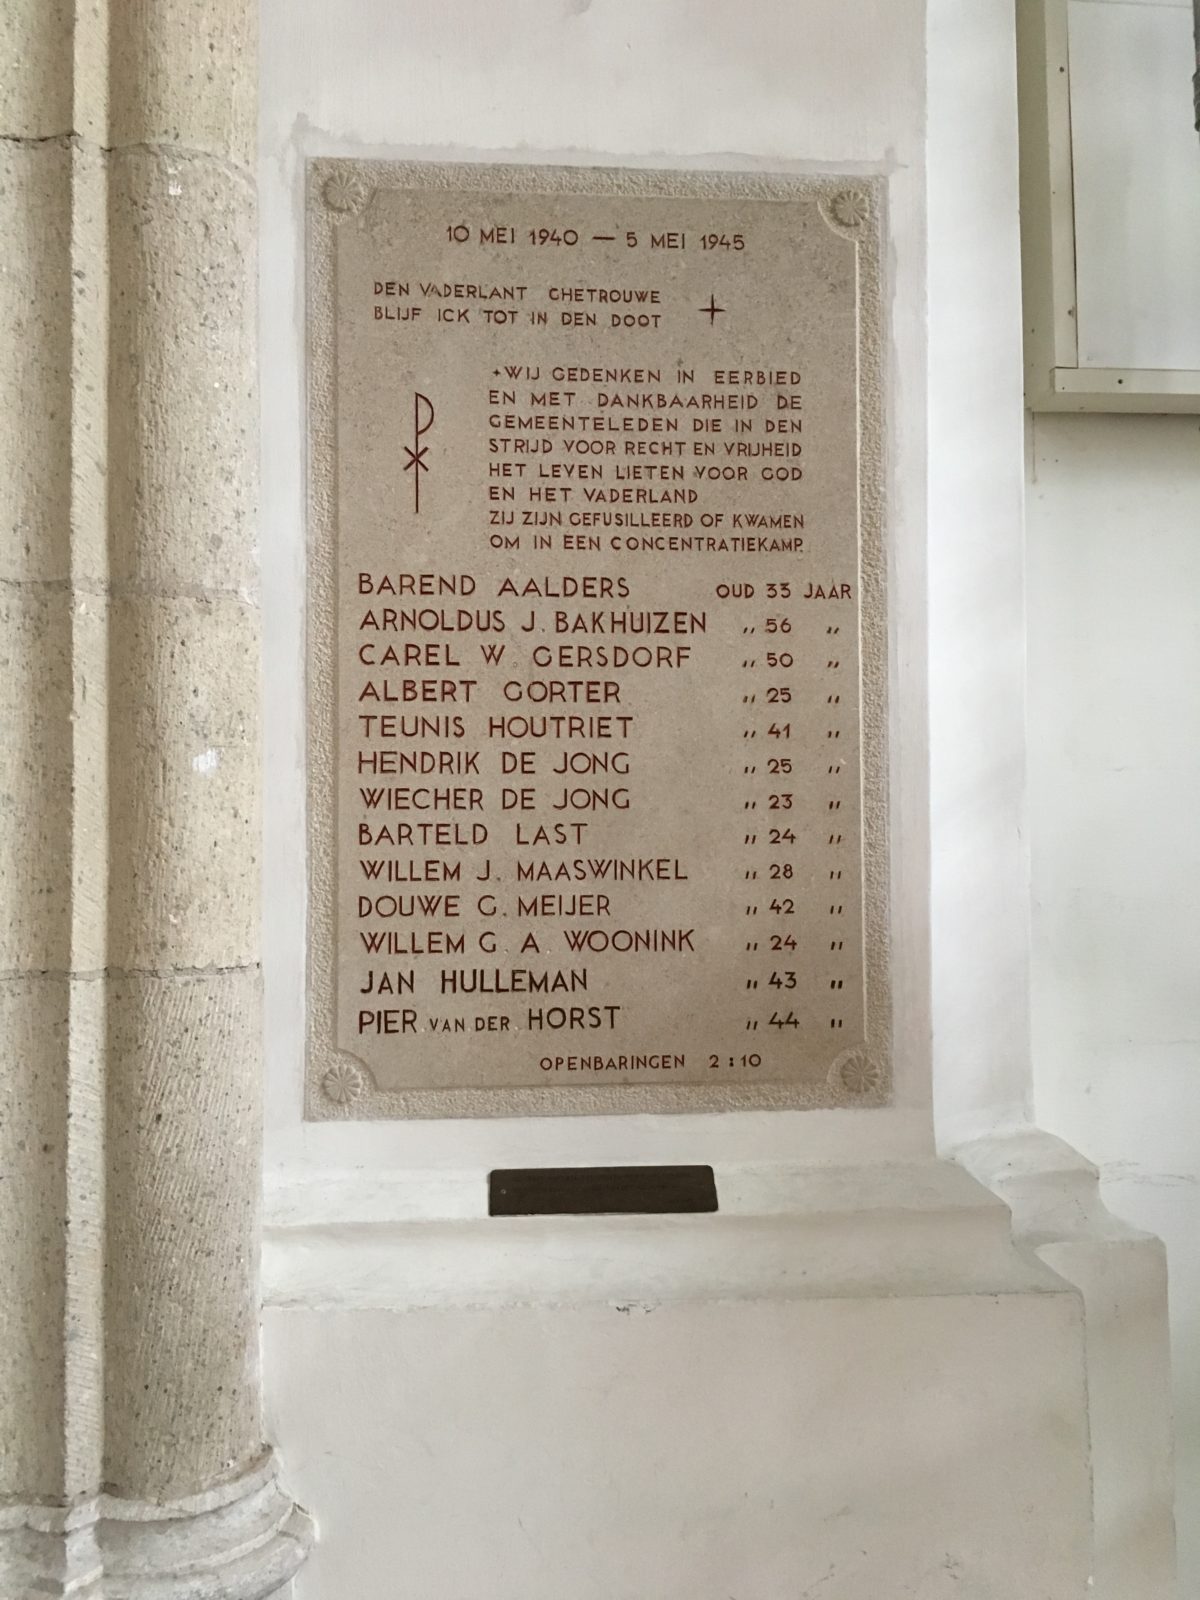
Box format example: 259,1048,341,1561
0,588,108,966
0,0,74,138
0,969,104,1506
0,137,111,589
1,2,310,1593
98,6,269,1523
0,39,107,1524
107,595,260,971
0,142,73,585
107,150,257,595
0,591,75,975
99,123,267,1512
109,0,256,165
105,968,263,1500
60,137,112,596
0,977,71,1498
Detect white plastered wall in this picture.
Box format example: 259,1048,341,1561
926,0,1035,1146
1028,411,1200,1591
253,1,1174,1595
258,0,935,1197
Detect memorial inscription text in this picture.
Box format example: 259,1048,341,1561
309,165,888,1113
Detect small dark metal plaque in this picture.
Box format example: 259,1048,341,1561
489,1164,718,1217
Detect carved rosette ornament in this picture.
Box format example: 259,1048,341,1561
322,170,370,216
322,1060,367,1106
821,187,871,236
831,1048,885,1097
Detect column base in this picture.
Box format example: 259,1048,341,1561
0,1499,102,1600
0,1452,312,1600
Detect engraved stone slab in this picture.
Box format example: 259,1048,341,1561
306,162,889,1118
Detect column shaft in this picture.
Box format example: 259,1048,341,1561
104,128,261,1511
0,0,107,1519
0,2,311,1593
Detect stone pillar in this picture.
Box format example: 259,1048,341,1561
0,4,312,1596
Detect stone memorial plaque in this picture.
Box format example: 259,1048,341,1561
306,162,889,1118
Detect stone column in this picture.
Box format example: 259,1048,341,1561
0,4,312,1596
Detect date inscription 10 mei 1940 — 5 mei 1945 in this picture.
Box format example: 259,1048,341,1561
306,162,890,1119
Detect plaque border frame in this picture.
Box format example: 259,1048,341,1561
305,159,890,1120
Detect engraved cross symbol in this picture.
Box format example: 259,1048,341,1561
403,392,435,514
699,295,726,325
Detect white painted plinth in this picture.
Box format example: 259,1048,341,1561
262,1162,1092,1600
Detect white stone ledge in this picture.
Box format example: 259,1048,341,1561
957,1126,1162,1244
262,1158,1066,1311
